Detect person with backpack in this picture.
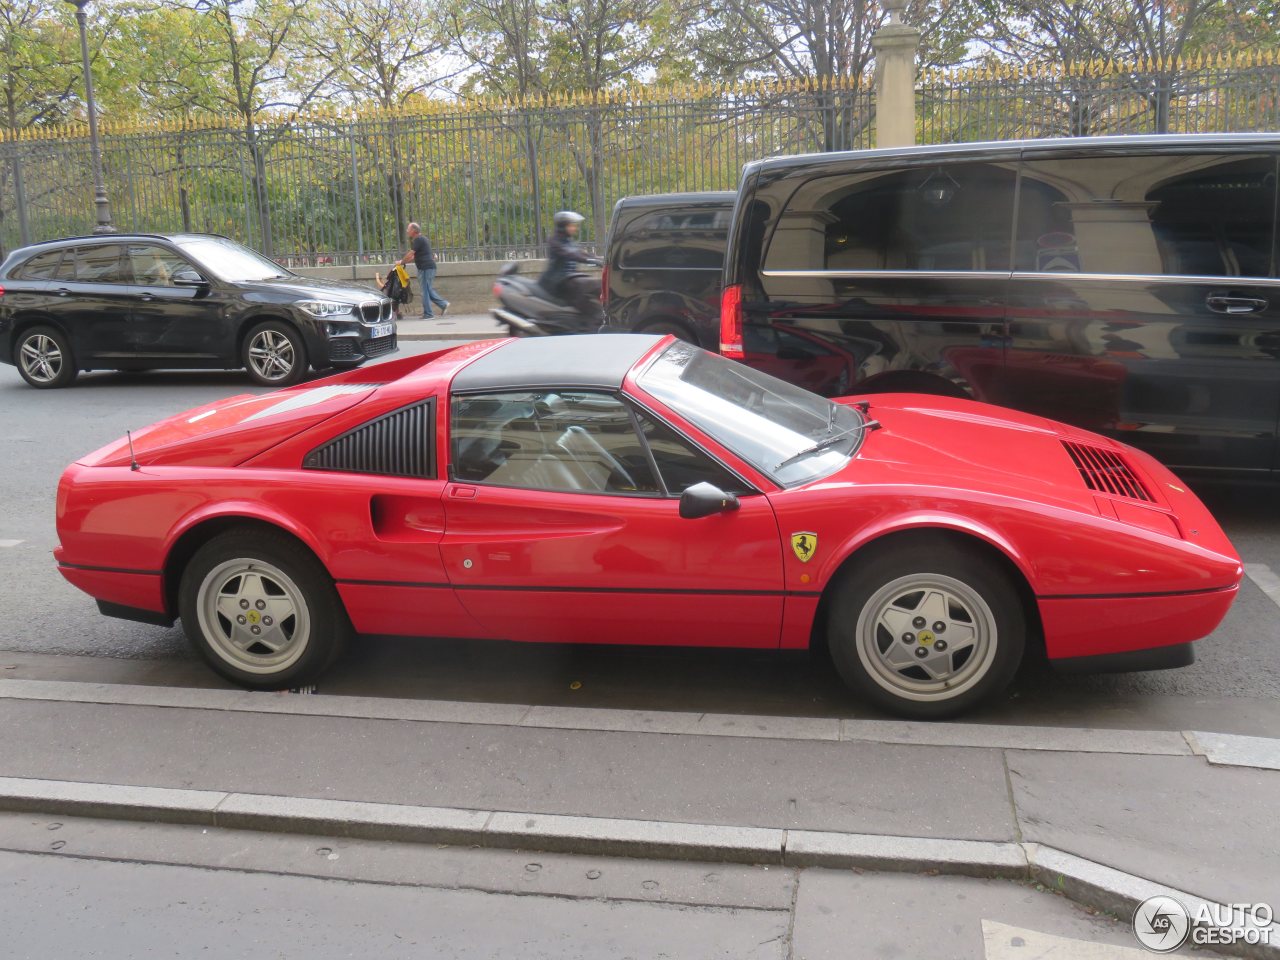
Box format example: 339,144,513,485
400,222,449,318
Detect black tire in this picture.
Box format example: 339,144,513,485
179,529,349,689
14,325,77,389
826,540,1025,719
242,320,307,387
638,318,696,343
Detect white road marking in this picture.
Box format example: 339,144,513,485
1244,562,1280,610
982,920,1148,959
0,540,24,548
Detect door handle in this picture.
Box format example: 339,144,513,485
1206,295,1268,314
55,287,70,297
138,293,154,302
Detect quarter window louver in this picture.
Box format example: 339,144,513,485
303,400,434,479
1061,440,1153,502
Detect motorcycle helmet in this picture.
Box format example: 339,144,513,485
553,210,585,230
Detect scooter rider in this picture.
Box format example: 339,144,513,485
539,210,603,325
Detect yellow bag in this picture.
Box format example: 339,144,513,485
394,263,410,286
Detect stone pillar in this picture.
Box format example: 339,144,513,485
872,0,921,148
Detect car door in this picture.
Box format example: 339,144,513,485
441,389,785,647
739,157,1017,399
1005,149,1280,475
123,243,228,361
52,243,134,361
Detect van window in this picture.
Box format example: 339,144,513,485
762,161,1018,273
616,207,730,270
1015,154,1276,277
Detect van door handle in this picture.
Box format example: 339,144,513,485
1206,295,1268,314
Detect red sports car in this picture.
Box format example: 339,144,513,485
55,335,1242,718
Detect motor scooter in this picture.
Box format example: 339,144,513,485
490,261,604,337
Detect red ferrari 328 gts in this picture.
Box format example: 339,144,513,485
55,335,1242,718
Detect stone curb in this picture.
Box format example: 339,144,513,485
0,775,1274,958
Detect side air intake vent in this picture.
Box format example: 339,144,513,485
1061,440,1152,502
304,399,434,479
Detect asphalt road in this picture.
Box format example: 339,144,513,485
1,342,1277,735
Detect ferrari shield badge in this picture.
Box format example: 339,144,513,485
790,532,817,563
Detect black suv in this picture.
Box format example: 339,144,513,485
0,233,396,388
602,191,734,347
723,133,1280,477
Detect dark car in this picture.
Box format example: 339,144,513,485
722,133,1280,478
602,191,734,347
0,233,396,388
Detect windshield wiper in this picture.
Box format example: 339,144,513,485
774,416,880,471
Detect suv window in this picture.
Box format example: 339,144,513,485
451,391,661,495
1015,154,1276,277
615,207,730,270
15,249,63,280
127,244,198,287
763,161,1018,273
69,244,126,283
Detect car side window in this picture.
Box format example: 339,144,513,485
15,249,63,280
127,244,198,287
1015,154,1276,277
451,391,661,496
633,410,750,495
763,161,1018,274
616,208,730,270
73,244,126,283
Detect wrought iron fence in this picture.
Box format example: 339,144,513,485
1,52,1277,263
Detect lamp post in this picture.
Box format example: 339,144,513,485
65,0,115,234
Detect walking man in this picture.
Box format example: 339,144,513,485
401,222,448,318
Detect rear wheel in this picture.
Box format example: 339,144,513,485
15,325,77,389
243,321,307,386
179,530,349,689
827,540,1025,719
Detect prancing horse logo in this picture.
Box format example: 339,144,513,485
790,532,817,563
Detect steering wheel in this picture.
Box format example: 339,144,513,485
556,425,637,490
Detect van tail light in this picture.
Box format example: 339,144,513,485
719,284,744,358
600,263,609,306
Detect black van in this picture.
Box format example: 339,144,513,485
602,191,734,347
722,133,1280,477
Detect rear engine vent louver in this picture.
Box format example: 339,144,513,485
1061,440,1152,502
304,399,434,479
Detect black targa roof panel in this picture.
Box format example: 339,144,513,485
452,334,665,393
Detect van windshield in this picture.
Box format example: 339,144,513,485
637,341,864,487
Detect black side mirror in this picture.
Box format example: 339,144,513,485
172,270,209,288
679,482,740,519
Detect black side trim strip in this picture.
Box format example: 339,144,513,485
1051,642,1194,674
335,578,820,598
1039,584,1237,601
60,562,162,577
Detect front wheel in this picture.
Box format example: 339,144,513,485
827,541,1026,719
179,529,349,689
15,325,77,388
242,321,307,386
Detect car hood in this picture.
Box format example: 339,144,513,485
238,275,384,303
77,382,380,469
831,393,1166,515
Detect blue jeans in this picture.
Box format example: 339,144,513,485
418,267,448,315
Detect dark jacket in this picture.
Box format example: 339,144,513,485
410,234,436,270
539,229,594,295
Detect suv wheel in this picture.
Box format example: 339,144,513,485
15,325,77,389
243,321,307,386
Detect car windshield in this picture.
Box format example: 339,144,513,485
174,237,291,282
637,340,865,487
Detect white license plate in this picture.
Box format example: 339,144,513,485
369,322,394,339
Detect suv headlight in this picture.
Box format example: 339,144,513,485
298,300,355,318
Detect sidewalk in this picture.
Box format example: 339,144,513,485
0,678,1276,957
396,311,506,342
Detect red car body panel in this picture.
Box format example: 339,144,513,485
54,335,1243,669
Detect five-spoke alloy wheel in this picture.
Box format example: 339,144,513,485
828,539,1026,719
242,321,307,386
180,529,348,688
16,325,77,388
